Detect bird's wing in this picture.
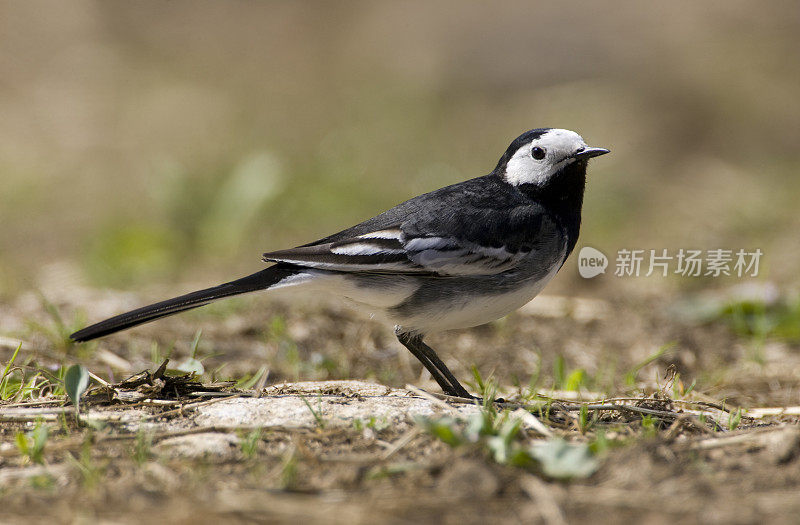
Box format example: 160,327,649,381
263,201,556,277
262,226,528,276
263,175,558,276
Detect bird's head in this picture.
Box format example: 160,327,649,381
494,128,609,187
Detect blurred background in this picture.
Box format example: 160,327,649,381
2,0,798,297
3,5,800,517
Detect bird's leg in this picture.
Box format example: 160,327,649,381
412,338,473,399
395,329,473,399
395,329,453,394
398,336,453,394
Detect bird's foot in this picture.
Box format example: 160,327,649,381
442,390,505,404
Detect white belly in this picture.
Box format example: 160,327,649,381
395,271,558,333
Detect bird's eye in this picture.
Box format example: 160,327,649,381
531,146,546,160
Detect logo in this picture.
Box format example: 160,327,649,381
578,246,608,278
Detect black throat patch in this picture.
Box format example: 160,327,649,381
515,160,587,259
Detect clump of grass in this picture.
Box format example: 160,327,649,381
1,346,69,402
729,407,743,431
240,428,263,459
299,393,325,429
675,293,800,362
24,295,91,355
418,409,599,478
418,373,599,479
517,352,622,403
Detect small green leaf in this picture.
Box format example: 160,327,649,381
579,404,589,434
15,432,29,456
175,357,205,376
32,424,49,453
417,416,463,447
237,366,268,389
729,407,743,430
506,448,537,469
64,364,89,412
529,440,599,479
565,368,586,391
553,355,566,389
1,342,22,383
189,329,203,358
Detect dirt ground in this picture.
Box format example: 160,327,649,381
1,281,799,524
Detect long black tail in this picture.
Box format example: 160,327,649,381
70,266,301,342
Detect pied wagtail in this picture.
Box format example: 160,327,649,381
71,128,609,399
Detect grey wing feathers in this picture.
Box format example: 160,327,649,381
403,235,527,275
263,227,534,277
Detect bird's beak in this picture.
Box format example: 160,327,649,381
573,147,610,160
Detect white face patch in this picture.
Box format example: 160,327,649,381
504,129,589,187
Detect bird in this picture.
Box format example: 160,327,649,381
71,128,609,399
